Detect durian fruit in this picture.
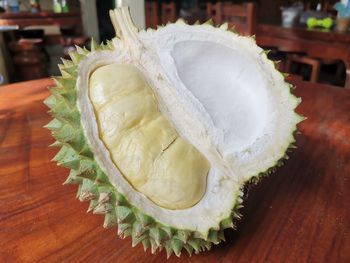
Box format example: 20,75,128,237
44,7,303,258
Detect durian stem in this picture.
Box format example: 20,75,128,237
109,7,139,41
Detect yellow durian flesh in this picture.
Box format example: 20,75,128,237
89,63,210,209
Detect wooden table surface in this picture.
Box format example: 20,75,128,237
256,24,350,89
0,78,349,263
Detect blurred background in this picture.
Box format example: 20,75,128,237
0,0,349,88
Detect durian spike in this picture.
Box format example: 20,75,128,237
175,18,186,25
204,18,214,26
90,38,99,51
219,22,228,30
229,25,237,33
75,45,88,55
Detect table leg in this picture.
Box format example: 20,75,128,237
0,34,9,85
345,61,350,89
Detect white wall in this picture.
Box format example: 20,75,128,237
120,0,145,29
79,0,145,43
79,0,99,42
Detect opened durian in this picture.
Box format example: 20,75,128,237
44,7,303,258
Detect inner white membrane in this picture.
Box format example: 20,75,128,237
171,41,268,153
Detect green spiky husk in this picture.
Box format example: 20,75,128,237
44,38,245,258
44,21,301,258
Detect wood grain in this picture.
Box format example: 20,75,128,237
0,78,349,262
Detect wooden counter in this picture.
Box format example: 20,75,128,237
0,78,349,262
0,11,82,32
256,24,350,89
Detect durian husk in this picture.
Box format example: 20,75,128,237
44,18,301,258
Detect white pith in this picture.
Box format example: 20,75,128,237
76,11,301,235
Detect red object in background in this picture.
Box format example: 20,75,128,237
145,1,158,28
161,2,176,24
207,2,257,35
9,38,47,81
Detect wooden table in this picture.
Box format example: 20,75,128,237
256,24,350,89
0,11,82,31
0,11,83,44
0,78,349,262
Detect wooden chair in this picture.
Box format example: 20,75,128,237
161,2,176,25
286,54,321,83
145,1,158,29
206,2,257,35
286,54,344,84
206,2,223,25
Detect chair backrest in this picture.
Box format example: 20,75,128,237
161,2,176,24
145,1,158,29
305,1,332,12
206,2,223,24
207,2,257,35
